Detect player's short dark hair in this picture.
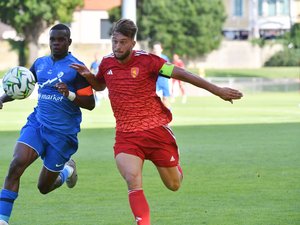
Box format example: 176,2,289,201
112,19,137,39
50,23,71,38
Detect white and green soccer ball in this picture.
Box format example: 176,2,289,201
2,66,36,99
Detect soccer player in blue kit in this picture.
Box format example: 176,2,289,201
0,24,95,225
153,42,171,109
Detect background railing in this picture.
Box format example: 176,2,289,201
182,77,300,96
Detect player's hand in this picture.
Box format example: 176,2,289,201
218,87,243,104
55,82,70,97
70,63,94,79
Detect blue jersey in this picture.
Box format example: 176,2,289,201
90,60,101,75
29,53,90,134
156,54,171,97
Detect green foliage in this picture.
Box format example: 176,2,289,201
7,39,29,66
0,0,83,65
250,37,268,48
109,0,226,58
251,23,300,67
108,6,121,25
138,0,226,58
288,23,300,49
264,48,300,67
250,24,300,67
0,0,83,39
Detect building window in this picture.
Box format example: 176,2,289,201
258,0,290,16
258,0,263,16
278,0,289,15
267,0,276,16
233,0,243,17
100,19,112,39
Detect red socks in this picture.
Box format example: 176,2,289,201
128,190,150,225
127,165,183,225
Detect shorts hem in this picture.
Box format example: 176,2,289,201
43,164,62,173
16,141,40,157
114,151,145,161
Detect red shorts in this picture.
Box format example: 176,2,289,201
114,125,179,167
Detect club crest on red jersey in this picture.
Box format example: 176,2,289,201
131,67,139,78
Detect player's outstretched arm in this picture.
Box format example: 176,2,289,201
171,66,243,103
55,82,95,110
70,63,106,91
0,94,14,109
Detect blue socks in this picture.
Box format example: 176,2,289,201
0,189,18,223
59,166,71,184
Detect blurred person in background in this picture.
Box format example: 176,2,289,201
90,52,107,105
153,42,171,109
171,53,187,103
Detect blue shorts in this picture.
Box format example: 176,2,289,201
156,76,170,97
17,116,78,172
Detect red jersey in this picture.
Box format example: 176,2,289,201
97,50,172,132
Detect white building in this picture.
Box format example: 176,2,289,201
223,0,300,40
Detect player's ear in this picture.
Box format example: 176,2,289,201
132,40,136,48
69,38,72,46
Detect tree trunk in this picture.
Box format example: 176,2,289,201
28,40,39,66
24,20,47,66
18,41,27,66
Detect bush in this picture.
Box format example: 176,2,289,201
289,23,300,48
264,48,300,67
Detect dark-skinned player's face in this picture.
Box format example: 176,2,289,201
49,30,71,60
112,32,135,62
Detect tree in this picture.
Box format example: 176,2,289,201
0,0,83,66
288,23,300,49
109,0,226,59
264,23,300,67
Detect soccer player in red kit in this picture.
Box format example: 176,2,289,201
71,19,243,225
172,53,187,103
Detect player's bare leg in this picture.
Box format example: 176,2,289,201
3,143,39,192
38,159,77,194
115,153,143,190
156,165,183,191
0,143,38,224
115,153,150,225
37,168,61,194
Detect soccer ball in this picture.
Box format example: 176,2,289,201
2,66,36,99
0,220,8,225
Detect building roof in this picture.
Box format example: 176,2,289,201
83,0,121,10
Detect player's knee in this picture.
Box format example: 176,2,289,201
166,180,181,192
37,184,50,195
124,173,141,190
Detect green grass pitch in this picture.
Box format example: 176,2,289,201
0,92,299,225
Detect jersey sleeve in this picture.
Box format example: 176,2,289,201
159,63,175,78
74,72,93,96
149,53,167,77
